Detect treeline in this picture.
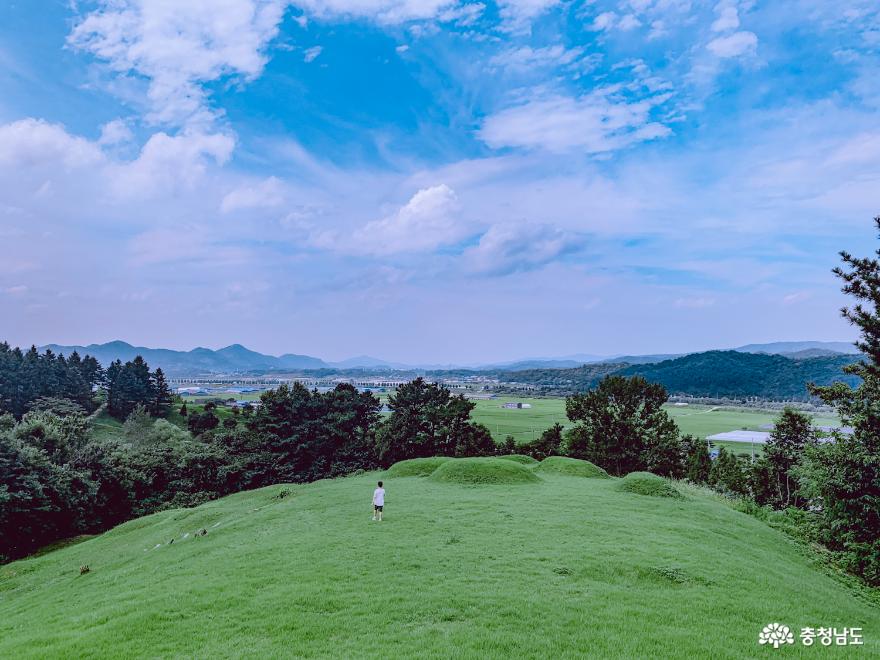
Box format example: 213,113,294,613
105,357,172,419
0,344,102,417
0,376,496,562
0,344,173,423
503,350,860,399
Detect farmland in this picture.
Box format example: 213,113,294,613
468,398,840,453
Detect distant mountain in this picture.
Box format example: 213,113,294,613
40,341,327,376
486,359,584,370
601,353,681,365
780,348,849,359
734,341,859,355
502,350,860,399
328,355,409,369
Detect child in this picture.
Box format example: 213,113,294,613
372,481,385,521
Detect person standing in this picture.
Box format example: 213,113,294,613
372,481,385,521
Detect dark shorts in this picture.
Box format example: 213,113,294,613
374,505,383,512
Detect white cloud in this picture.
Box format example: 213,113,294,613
496,0,561,32
711,5,740,32
221,176,285,213
128,227,247,266
707,31,758,58
618,14,642,30
590,11,618,31
465,223,582,275
313,184,468,256
295,0,456,24
0,119,103,169
479,91,672,153
303,45,323,62
111,130,236,198
68,0,287,127
488,44,588,72
98,119,135,146
438,2,485,25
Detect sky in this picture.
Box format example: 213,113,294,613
0,0,877,363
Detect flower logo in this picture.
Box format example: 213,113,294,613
759,623,795,648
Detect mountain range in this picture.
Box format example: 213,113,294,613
34,339,859,377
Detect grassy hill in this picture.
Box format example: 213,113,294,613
1,465,876,658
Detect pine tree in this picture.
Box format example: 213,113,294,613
150,368,172,417
804,215,880,585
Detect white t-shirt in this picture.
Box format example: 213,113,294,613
373,487,385,506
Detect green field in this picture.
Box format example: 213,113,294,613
469,398,840,455
1,462,875,658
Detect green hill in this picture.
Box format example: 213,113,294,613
503,350,860,399
0,471,876,658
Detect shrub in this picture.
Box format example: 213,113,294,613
428,458,541,485
385,457,452,477
535,456,609,478
618,471,681,498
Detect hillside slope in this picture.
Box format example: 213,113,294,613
1,472,876,658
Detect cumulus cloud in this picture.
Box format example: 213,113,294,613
0,119,103,169
312,184,469,256
465,223,583,275
707,31,758,58
110,131,235,198
98,119,135,146
68,0,287,127
479,91,672,153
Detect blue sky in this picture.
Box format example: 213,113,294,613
0,0,877,362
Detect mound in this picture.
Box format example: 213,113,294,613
496,454,539,465
428,458,541,485
535,456,610,478
385,457,451,477
618,472,681,498
1,471,875,657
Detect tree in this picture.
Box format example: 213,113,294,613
565,375,683,476
187,410,220,436
709,448,750,497
150,368,173,417
0,343,102,419
179,402,188,417
522,423,564,460
802,215,880,585
681,434,711,484
754,408,815,509
246,383,381,482
377,378,495,465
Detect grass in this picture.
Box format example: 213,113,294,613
495,454,539,465
618,472,682,498
88,410,125,443
1,470,876,658
385,457,452,478
469,399,841,458
535,456,610,479
427,458,541,485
